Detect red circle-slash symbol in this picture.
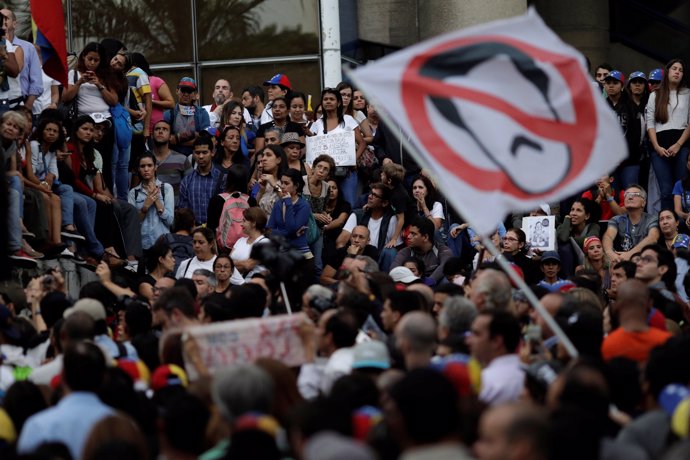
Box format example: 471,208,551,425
401,35,597,200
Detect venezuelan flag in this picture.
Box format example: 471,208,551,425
31,0,67,86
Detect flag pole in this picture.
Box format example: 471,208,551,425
345,66,579,359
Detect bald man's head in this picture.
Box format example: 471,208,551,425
616,279,650,312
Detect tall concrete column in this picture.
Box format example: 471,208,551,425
357,0,419,48
418,0,527,40
532,0,609,70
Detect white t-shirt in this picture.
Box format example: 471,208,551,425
309,114,359,135
34,70,59,115
343,212,400,248
231,235,268,262
67,70,111,117
2,42,21,99
176,255,217,279
430,201,445,220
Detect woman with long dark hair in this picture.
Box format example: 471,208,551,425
68,115,142,266
220,100,255,158
308,88,366,206
256,144,288,219
410,175,444,231
254,96,303,153
60,115,105,262
128,151,174,250
62,42,119,192
646,59,690,210
557,198,601,276
267,168,312,257
213,126,246,178
138,240,175,301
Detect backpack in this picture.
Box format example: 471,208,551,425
216,192,250,251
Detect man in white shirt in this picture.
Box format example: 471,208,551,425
297,308,359,398
467,309,525,405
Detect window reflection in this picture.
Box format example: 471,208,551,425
197,0,319,60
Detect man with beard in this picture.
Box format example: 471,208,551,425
203,79,251,128
151,120,190,203
164,77,210,155
241,85,265,132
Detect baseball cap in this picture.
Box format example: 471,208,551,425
389,266,419,284
604,70,625,84
178,77,197,90
541,250,561,263
63,298,106,321
648,68,663,82
673,234,690,250
352,340,390,370
628,71,647,82
151,364,188,392
90,112,112,128
263,73,291,90
280,131,305,148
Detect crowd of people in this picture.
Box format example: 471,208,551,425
2,4,690,458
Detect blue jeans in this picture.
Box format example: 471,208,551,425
53,183,75,226
378,247,397,272
615,165,640,191
650,147,690,210
112,139,131,201
309,232,324,279
8,188,21,251
8,176,22,218
338,170,358,208
74,192,104,256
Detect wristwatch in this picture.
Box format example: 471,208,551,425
40,181,48,187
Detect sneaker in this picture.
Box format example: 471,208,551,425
22,240,44,259
61,227,85,241
124,260,139,273
59,248,75,259
9,249,39,268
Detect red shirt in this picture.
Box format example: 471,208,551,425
582,189,624,221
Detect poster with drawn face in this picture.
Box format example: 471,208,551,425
522,216,556,251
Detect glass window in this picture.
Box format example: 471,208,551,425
70,0,193,63
196,0,319,61
198,61,322,109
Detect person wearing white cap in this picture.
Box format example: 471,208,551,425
389,266,420,284
64,298,138,360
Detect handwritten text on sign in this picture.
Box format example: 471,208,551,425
306,130,356,166
186,313,306,372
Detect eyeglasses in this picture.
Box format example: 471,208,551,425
624,192,644,198
503,236,519,242
638,255,658,264
369,191,384,200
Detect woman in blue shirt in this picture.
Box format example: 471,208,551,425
128,152,174,249
267,168,312,257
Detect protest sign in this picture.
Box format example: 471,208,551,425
306,130,356,166
185,313,306,372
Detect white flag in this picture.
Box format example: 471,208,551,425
349,8,627,234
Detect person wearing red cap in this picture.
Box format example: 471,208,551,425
163,76,210,156
260,73,291,125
